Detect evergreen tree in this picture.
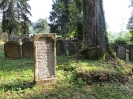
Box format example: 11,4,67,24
34,18,50,33
0,0,32,34
49,0,83,39
127,0,133,41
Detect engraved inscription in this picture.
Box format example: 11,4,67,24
35,37,55,80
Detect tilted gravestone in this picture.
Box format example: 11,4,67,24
129,45,133,61
4,41,21,59
56,40,66,56
116,45,126,60
22,41,34,58
34,33,56,84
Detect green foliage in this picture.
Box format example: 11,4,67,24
0,43,133,98
0,0,31,34
114,32,128,44
107,32,116,43
49,0,83,39
33,18,50,33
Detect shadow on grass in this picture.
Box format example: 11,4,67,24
28,80,89,99
0,80,35,92
27,79,133,99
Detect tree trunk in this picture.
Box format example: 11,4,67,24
76,0,109,59
83,0,108,53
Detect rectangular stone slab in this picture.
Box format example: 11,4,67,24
22,41,34,58
33,33,56,84
4,41,21,59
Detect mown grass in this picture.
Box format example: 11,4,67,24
0,42,133,99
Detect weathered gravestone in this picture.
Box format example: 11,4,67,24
116,45,126,60
129,45,133,61
34,33,56,84
56,40,66,56
22,41,34,58
86,47,101,60
4,41,21,59
68,42,80,56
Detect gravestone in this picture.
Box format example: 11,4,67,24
86,47,101,60
68,42,80,56
4,41,21,59
22,41,34,58
116,45,126,60
129,45,133,61
56,40,66,56
34,33,56,84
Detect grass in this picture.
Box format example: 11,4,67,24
0,41,133,99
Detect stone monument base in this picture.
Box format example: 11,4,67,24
34,76,56,85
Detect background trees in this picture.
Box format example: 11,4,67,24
49,0,83,39
33,18,49,33
127,0,133,42
0,0,32,35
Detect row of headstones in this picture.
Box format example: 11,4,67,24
4,41,34,59
4,39,81,59
56,39,81,56
110,43,133,61
57,41,133,61
4,33,56,85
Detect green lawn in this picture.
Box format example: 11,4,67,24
0,42,133,99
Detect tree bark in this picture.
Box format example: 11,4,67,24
83,0,108,53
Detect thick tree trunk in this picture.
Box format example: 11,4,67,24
83,0,108,53
76,0,110,59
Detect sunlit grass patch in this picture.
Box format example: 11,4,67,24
0,43,133,98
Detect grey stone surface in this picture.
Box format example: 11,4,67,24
22,41,34,58
56,40,66,56
116,45,126,60
4,41,21,59
33,33,56,84
68,42,80,56
86,47,101,60
129,45,133,61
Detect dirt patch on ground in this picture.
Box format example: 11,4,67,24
75,70,129,84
